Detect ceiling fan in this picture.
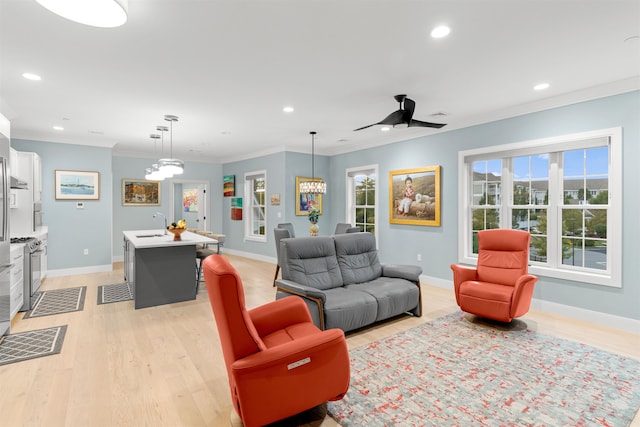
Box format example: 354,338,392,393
354,94,447,131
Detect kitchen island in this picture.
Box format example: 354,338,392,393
123,229,218,309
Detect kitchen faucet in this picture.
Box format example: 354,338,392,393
153,212,168,235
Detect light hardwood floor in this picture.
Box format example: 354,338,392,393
1,254,638,427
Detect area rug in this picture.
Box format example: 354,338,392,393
97,282,134,305
0,325,67,366
327,312,640,427
23,286,86,319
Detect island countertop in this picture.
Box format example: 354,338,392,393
123,229,218,249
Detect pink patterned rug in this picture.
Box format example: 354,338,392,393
327,312,640,426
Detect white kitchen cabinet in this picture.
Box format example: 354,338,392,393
9,147,19,180
10,245,24,321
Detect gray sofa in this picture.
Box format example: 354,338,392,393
275,232,422,332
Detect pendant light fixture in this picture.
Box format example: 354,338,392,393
145,133,163,181
299,131,327,194
158,115,184,176
35,0,128,28
155,125,172,178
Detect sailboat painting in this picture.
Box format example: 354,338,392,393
55,170,100,200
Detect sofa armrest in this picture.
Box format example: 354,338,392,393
249,296,312,337
381,264,422,283
275,280,327,303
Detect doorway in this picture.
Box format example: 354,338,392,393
170,180,209,231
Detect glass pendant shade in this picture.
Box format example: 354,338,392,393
299,131,327,195
145,164,164,181
158,158,184,176
35,0,128,28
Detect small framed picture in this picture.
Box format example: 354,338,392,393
55,170,100,200
223,175,235,197
122,179,160,206
271,193,281,205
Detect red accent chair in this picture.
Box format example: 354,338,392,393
203,255,350,427
450,229,538,322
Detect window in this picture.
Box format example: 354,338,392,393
346,165,378,238
458,128,621,287
244,170,266,242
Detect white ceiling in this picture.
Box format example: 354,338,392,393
1,0,639,163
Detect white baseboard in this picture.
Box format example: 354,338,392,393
222,248,276,264
422,274,640,334
47,264,113,278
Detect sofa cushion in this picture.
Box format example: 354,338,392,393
346,277,420,321
334,233,382,285
280,236,343,290
322,288,378,331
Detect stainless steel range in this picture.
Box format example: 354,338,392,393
11,237,43,311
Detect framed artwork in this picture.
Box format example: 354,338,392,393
270,193,281,205
223,175,235,197
295,176,323,215
231,197,243,220
183,188,199,212
122,179,160,206
55,170,100,200
389,166,441,226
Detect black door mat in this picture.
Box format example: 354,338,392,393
0,325,67,366
97,282,134,305
23,286,86,319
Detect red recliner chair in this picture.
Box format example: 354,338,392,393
203,255,350,427
450,229,538,322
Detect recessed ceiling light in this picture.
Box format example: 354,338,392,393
430,25,450,39
53,126,64,131
283,106,294,113
22,73,41,81
381,126,391,132
533,83,550,91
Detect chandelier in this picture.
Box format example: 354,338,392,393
299,131,327,194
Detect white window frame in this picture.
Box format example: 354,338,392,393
243,170,267,243
458,128,621,287
345,164,378,242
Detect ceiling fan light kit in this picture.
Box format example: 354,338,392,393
354,94,447,131
36,0,128,28
299,131,327,195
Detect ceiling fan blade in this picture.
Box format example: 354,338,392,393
354,110,405,131
403,97,416,119
353,123,378,131
377,109,405,126
409,119,447,129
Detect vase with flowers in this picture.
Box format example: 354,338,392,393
308,207,320,236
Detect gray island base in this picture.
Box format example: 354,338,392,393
123,230,218,309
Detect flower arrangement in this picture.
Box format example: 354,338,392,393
308,207,320,224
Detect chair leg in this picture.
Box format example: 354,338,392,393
196,258,204,295
273,265,280,287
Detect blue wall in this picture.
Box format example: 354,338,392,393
10,140,113,270
329,91,640,320
10,90,639,321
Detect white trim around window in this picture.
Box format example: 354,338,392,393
458,127,622,288
345,164,378,242
243,170,267,243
